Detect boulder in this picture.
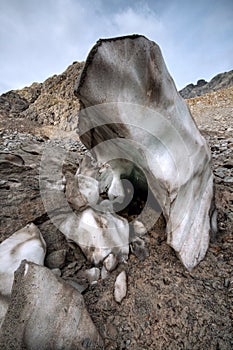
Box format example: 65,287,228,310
0,261,103,350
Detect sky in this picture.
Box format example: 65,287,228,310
0,0,232,94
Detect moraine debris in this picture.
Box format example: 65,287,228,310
114,270,127,303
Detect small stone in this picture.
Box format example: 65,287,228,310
224,176,233,184
85,267,100,285
67,244,86,264
224,278,230,288
130,237,149,261
104,253,118,272
0,180,7,187
226,211,233,222
82,338,93,348
223,161,233,169
101,266,109,280
133,220,147,236
114,270,127,303
45,249,66,269
214,172,225,179
62,261,82,278
211,144,220,151
67,261,79,269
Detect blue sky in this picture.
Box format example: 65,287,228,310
0,0,232,93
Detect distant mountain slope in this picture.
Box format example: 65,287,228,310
1,61,232,137
0,61,84,135
179,70,233,99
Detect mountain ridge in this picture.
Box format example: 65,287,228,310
179,69,233,99
0,63,232,136
0,61,84,136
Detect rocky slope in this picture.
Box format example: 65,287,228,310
179,69,233,99
0,61,84,137
0,65,232,349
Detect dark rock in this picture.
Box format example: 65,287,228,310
179,70,233,98
223,161,233,169
224,176,233,184
0,91,29,118
0,151,46,242
197,79,207,87
130,238,149,261
0,134,83,250
45,249,66,269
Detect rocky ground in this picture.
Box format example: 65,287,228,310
0,67,232,349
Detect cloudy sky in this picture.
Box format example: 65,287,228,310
0,0,232,94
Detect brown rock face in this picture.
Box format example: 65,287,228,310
0,136,83,244
0,61,84,136
0,146,46,241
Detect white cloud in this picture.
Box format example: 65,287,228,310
113,6,164,39
0,0,232,93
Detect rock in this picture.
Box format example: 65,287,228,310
62,261,83,278
0,147,46,241
85,267,100,285
38,219,69,255
0,261,103,349
130,237,149,261
224,176,233,184
0,223,46,326
104,253,118,272
114,270,127,303
226,211,233,222
223,160,233,169
101,266,109,280
75,35,215,270
214,167,227,178
45,249,66,269
0,133,84,244
133,220,147,236
0,91,29,118
179,70,233,98
197,79,207,87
